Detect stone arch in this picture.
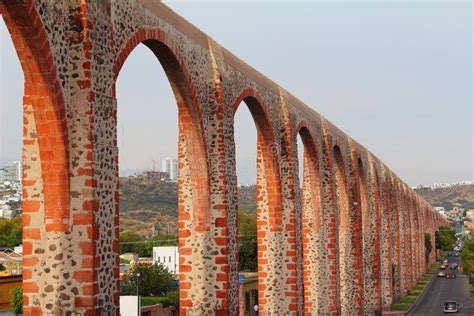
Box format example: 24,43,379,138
0,2,70,228
332,145,352,313
379,168,394,310
357,157,371,312
114,28,211,223
113,28,212,312
0,3,71,313
295,123,322,313
371,164,383,312
231,88,283,231
387,175,401,300
358,158,369,240
230,87,284,312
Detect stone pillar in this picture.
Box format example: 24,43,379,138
380,168,393,311
365,156,383,313
319,120,339,314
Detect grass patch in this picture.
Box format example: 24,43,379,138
408,289,422,296
400,296,417,303
392,303,410,311
412,285,425,291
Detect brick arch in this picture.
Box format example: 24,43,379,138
412,195,422,277
294,123,323,313
113,28,211,223
357,157,371,312
379,168,394,310
113,28,213,313
370,164,383,312
0,2,71,313
0,2,70,227
231,87,284,313
332,144,352,313
232,88,283,231
387,175,401,300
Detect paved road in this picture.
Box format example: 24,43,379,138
409,254,474,315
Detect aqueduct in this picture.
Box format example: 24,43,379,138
0,1,448,315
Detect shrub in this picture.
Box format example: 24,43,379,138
141,292,178,308
10,287,22,315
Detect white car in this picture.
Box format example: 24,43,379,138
444,301,459,313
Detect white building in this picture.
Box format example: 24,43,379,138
161,158,178,181
153,246,179,275
2,161,21,183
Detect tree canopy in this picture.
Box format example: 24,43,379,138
0,217,22,248
435,226,456,251
238,210,257,272
121,262,176,296
120,231,177,257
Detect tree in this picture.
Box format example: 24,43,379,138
0,217,22,248
121,262,176,296
424,233,432,264
10,286,22,315
435,227,456,251
238,210,257,272
120,231,144,254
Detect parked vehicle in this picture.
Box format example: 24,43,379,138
438,271,446,277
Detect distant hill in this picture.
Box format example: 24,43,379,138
415,184,474,210
120,176,474,237
119,176,256,236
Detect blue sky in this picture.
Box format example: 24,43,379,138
0,2,472,186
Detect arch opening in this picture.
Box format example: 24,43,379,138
234,99,259,314
114,33,211,312
297,126,322,313
232,92,283,312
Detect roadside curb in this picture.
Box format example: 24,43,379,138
404,263,439,315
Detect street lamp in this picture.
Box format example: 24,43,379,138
136,272,141,316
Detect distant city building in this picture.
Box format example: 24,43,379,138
161,158,178,181
414,180,474,190
143,170,169,180
1,161,21,183
466,209,474,221
153,246,179,275
434,207,447,218
465,221,474,232
432,180,474,189
120,253,138,263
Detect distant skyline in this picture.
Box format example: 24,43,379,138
0,2,472,186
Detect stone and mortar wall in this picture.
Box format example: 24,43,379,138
0,0,449,315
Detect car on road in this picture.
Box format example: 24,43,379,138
438,271,446,277
441,264,447,269
450,263,458,270
445,273,456,279
443,301,459,313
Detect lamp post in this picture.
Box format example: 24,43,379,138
136,272,141,316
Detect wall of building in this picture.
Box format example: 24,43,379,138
0,1,449,315
0,275,21,311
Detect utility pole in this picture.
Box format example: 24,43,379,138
136,272,141,316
